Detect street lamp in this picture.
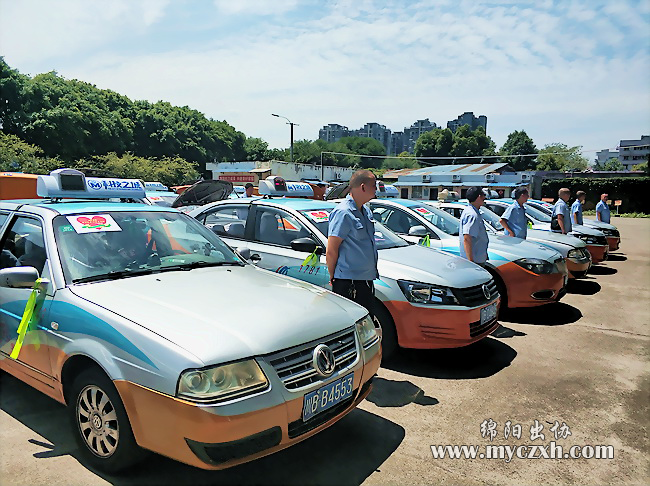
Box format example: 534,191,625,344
272,114,298,163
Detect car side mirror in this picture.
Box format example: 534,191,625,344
0,267,44,289
236,248,262,264
408,225,428,237
290,237,324,255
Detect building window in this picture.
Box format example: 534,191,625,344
400,188,409,198
411,186,423,199
623,156,629,160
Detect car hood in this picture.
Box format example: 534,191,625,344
484,235,562,262
378,245,492,288
583,219,617,231
69,265,365,366
527,229,587,248
531,221,605,237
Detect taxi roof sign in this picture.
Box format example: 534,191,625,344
376,182,398,198
144,181,169,192
37,169,146,199
258,176,314,198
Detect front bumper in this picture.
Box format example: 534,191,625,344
567,259,591,279
497,261,566,308
587,244,609,263
383,299,500,349
114,342,381,470
606,236,620,251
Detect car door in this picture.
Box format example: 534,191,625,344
370,203,444,248
246,206,330,288
0,214,54,383
193,203,252,252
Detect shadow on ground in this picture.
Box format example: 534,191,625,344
366,377,439,407
566,279,601,295
502,302,582,326
0,372,404,486
607,253,627,262
589,265,618,275
491,325,527,338
384,337,516,380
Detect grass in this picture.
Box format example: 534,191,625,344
583,210,650,218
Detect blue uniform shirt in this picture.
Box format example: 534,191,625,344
459,205,489,264
552,199,572,233
596,200,611,223
571,200,583,226
328,195,379,280
501,200,528,239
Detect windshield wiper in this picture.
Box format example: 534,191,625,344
73,268,155,284
159,261,244,272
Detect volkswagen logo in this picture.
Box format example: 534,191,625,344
312,344,336,377
482,284,491,300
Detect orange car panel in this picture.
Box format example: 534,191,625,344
587,244,608,263
606,237,620,252
496,261,565,307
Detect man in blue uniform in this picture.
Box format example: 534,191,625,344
571,190,586,226
596,193,611,223
552,188,572,234
459,186,489,265
326,169,379,317
500,186,529,239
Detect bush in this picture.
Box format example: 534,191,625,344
542,177,650,213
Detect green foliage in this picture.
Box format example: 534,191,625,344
499,130,537,170
414,126,495,164
414,128,453,159
243,137,270,161
0,132,61,174
542,177,650,213
536,143,588,171
331,137,386,169
88,153,199,186
603,157,624,171
381,153,420,170
632,161,648,174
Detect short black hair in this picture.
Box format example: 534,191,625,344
244,183,254,189
513,187,529,199
466,186,483,202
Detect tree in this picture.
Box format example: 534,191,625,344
243,137,270,161
499,130,537,170
331,137,385,168
536,143,588,171
414,128,453,161
382,152,420,170
0,132,61,174
603,157,624,171
632,161,648,175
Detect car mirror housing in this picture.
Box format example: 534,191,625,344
0,266,43,289
290,237,323,254
408,225,428,237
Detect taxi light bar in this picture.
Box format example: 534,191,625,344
258,176,314,198
37,169,146,199
144,181,169,192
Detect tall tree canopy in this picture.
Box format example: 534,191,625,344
536,143,588,171
414,126,495,163
499,130,538,170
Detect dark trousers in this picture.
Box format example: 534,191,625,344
332,279,375,319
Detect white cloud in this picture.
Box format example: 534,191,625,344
212,0,301,15
1,0,648,154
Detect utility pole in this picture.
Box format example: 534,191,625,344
271,114,298,163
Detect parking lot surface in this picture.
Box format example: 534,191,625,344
1,218,648,485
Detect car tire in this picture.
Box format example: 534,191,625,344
69,367,145,473
494,275,509,314
373,303,398,360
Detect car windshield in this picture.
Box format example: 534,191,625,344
478,205,504,231
524,203,552,223
410,203,460,236
146,194,178,207
528,201,553,215
53,211,242,284
298,208,409,249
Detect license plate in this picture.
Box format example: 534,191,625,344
481,302,498,325
303,374,354,422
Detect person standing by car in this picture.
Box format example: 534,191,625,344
596,193,611,223
326,169,379,317
572,190,586,226
500,186,529,239
244,182,255,197
552,188,572,234
459,186,489,265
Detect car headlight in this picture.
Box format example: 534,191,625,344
356,315,379,348
576,234,598,245
567,249,582,259
398,280,459,305
514,258,555,274
177,359,268,402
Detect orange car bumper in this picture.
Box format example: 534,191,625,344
606,237,620,252
587,244,608,263
114,349,380,470
383,299,500,349
497,261,566,308
567,259,590,279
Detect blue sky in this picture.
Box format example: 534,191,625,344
1,0,649,159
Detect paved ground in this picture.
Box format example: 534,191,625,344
1,218,648,486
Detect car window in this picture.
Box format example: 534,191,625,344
524,203,552,223
254,208,311,247
0,212,8,227
478,206,505,231
486,203,506,216
380,208,420,235
200,205,249,239
0,216,47,274
52,211,241,284
409,203,460,236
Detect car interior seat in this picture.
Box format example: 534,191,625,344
388,211,411,234
226,222,245,239
258,213,285,245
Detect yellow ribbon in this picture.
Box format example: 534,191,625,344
420,234,431,247
301,250,320,267
527,221,533,229
10,278,45,360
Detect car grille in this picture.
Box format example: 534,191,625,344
595,235,608,246
266,328,358,390
453,279,499,307
469,316,499,338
